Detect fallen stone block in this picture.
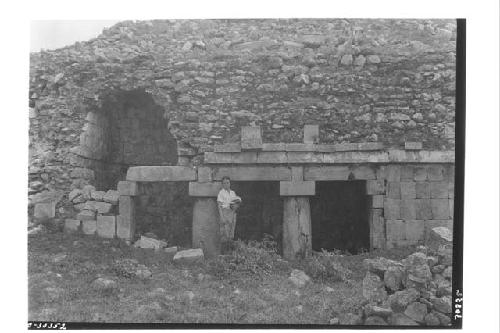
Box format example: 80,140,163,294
164,246,178,255
431,227,453,243
289,269,311,287
97,215,116,238
134,236,167,249
64,219,81,233
173,248,204,264
103,190,120,204
82,220,97,235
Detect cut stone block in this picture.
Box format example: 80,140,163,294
416,182,430,198
283,197,312,260
232,152,258,163
262,143,286,151
90,190,106,201
134,235,167,249
291,166,304,181
315,144,338,152
358,142,384,151
197,167,212,182
117,216,135,240
323,151,389,163
214,143,241,153
126,166,196,181
431,199,451,219
417,151,455,163
117,181,139,196
400,166,415,180
371,195,384,208
370,209,385,249
34,202,56,219
213,167,291,181
405,142,423,150
192,198,219,258
332,143,358,151
385,165,401,181
257,152,287,163
82,220,97,235
287,152,322,163
97,215,116,238
173,248,205,264
280,181,315,196
448,182,455,198
386,220,405,241
387,182,401,199
119,196,136,218
449,199,454,219
64,219,81,233
405,220,425,243
400,182,417,199
76,209,96,221
188,182,221,197
303,125,319,143
384,199,401,220
427,166,445,181
430,182,449,199
415,199,433,220
285,143,316,152
414,167,428,181
366,180,385,195
401,200,417,220
103,190,120,204
94,202,113,214
241,126,262,150
352,166,376,179
305,166,350,181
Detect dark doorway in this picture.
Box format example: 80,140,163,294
310,181,370,254
231,181,283,251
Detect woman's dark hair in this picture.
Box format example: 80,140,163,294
221,176,231,182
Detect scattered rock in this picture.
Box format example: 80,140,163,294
384,266,404,291
431,227,452,243
134,236,168,250
173,248,204,264
329,318,340,325
288,269,311,287
388,313,419,326
92,277,118,291
364,304,393,318
364,316,387,325
388,288,419,312
430,296,452,314
424,312,441,326
404,302,428,323
339,312,363,325
362,271,387,303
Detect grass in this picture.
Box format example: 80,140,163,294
28,229,416,324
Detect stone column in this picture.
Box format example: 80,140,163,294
116,181,139,244
280,180,315,260
189,182,222,258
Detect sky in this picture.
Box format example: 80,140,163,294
30,20,121,52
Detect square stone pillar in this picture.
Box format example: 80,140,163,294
192,197,220,259
117,195,136,243
282,197,312,261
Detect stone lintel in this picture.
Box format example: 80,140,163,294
257,152,287,163
197,167,213,182
262,143,286,151
117,181,139,196
189,182,222,197
388,150,455,163
213,167,291,181
304,166,350,181
126,166,196,181
280,181,315,196
285,143,316,152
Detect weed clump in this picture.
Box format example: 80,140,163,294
302,250,353,283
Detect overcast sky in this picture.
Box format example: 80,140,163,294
30,20,121,52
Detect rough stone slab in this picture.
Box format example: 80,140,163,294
400,182,417,199
358,142,384,151
232,152,258,163
386,220,405,241
305,166,350,181
192,198,219,258
430,182,449,198
352,166,376,179
371,195,384,208
214,143,241,153
257,152,287,163
401,200,417,220
34,202,56,219
405,220,425,243
126,166,196,181
416,182,430,198
384,199,401,220
103,190,120,204
82,220,97,235
424,220,453,241
405,142,423,150
189,182,221,197
213,167,291,181
241,126,262,150
173,248,204,264
387,182,401,199
303,125,319,143
291,166,304,181
116,216,135,240
262,143,286,151
64,219,81,233
97,215,116,238
280,181,315,196
366,180,385,195
76,209,96,221
431,199,451,219
287,152,323,163
416,199,433,220
285,143,316,152
197,167,212,182
117,181,139,196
